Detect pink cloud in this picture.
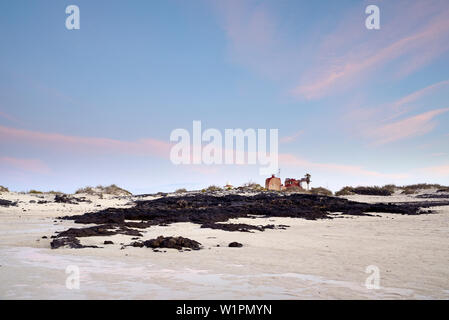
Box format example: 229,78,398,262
366,108,449,145
0,157,50,174
292,1,449,100
280,130,303,144
0,110,23,125
387,79,449,119
420,164,449,176
341,79,449,144
0,126,172,158
429,153,447,157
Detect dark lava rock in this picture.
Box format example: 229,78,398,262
130,241,144,247
416,193,449,199
133,236,201,250
54,194,78,204
103,240,114,245
201,223,276,232
228,242,243,248
42,236,47,239
63,193,437,229
50,237,100,249
56,224,142,238
50,193,449,248
29,200,36,204
0,199,17,207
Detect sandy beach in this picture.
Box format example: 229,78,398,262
1,190,448,300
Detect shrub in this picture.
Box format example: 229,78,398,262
75,184,132,196
0,185,9,193
382,184,397,194
47,190,63,195
335,186,354,196
242,182,264,190
206,185,222,192
310,187,333,196
175,188,187,193
75,186,94,194
400,184,443,195
29,190,43,194
336,186,393,196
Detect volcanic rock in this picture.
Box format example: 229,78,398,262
134,236,202,250
0,199,17,207
228,242,243,248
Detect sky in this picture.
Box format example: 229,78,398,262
0,0,449,193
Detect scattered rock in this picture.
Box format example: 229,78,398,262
132,236,201,251
56,225,142,238
103,240,114,245
201,223,276,232
228,242,243,248
130,241,144,248
50,237,99,249
0,199,17,207
54,194,78,204
416,193,449,199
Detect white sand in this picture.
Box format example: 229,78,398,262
0,191,448,299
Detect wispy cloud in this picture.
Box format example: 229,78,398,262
420,164,449,176
0,126,172,158
0,110,23,125
430,153,447,157
292,1,449,100
280,130,303,144
0,156,50,174
366,108,449,145
342,79,449,145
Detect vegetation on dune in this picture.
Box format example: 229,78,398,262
0,185,9,193
29,189,43,194
75,184,132,196
335,183,449,196
399,184,444,195
335,185,394,196
47,190,64,195
240,182,264,191
335,186,355,196
310,187,333,196
175,188,187,193
206,185,222,192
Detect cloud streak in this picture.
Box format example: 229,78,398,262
0,126,172,158
0,157,50,174
366,108,449,145
280,130,303,144
290,1,449,99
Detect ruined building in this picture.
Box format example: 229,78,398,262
265,175,282,191
265,174,311,191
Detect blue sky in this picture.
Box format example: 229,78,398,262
1,0,448,193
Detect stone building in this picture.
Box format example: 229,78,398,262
265,175,282,191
